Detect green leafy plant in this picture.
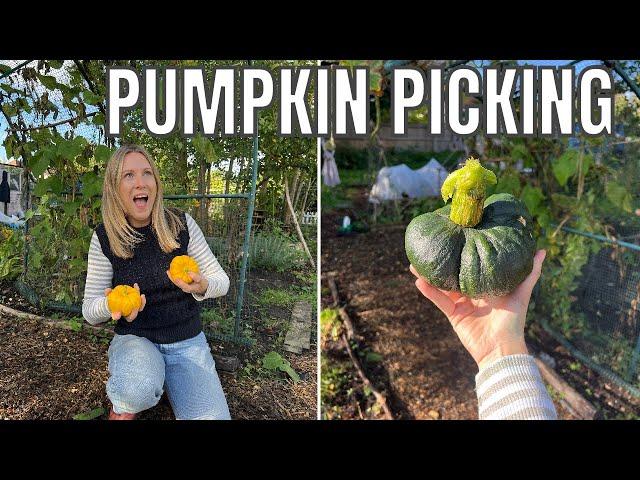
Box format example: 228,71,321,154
202,309,235,336
257,288,298,308
320,308,342,345
261,351,300,383
72,407,106,420
0,228,24,281
248,233,303,273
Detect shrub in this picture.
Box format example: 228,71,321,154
248,233,303,272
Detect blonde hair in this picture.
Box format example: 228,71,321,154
101,144,184,259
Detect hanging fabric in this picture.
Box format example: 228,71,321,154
321,136,341,187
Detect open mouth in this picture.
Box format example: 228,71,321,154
133,194,149,208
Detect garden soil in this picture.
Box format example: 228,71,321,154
0,270,316,421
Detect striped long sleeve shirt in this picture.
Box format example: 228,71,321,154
82,213,230,325
476,354,558,420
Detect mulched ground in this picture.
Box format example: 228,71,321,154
0,271,316,421
321,197,640,420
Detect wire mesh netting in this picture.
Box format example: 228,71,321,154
572,244,640,383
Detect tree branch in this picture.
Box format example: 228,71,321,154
73,60,106,116
8,111,98,132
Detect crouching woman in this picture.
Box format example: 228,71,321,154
82,144,231,420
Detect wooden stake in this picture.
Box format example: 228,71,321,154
534,355,597,420
284,175,315,269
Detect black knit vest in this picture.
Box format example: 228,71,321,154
95,209,202,344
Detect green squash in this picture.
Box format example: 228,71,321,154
405,158,535,298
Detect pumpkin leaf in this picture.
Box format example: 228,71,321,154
552,149,581,187
494,169,522,196
520,185,545,215
605,181,633,213
30,150,52,177
261,351,300,383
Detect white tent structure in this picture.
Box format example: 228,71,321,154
369,158,448,204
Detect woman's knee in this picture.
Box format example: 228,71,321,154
107,375,164,413
107,335,165,413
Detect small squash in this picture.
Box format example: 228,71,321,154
107,285,142,317
405,157,536,298
169,255,200,284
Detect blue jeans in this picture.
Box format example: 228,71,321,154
107,331,231,420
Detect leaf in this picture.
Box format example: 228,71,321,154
82,89,102,105
63,201,80,217
30,150,51,177
605,181,633,213
365,351,383,363
48,60,64,69
520,185,545,216
551,193,578,212
33,176,64,196
94,145,112,165
92,112,106,127
552,150,578,186
1,103,17,117
30,251,43,269
494,170,521,196
57,137,86,160
72,407,105,420
261,351,284,370
279,363,300,383
37,74,60,91
0,64,11,75
1,84,22,95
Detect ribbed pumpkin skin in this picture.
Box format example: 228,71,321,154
107,285,142,317
169,255,199,284
405,193,536,298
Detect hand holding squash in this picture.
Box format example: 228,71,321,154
410,249,546,371
167,255,208,295
105,283,146,322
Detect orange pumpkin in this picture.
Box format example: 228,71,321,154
107,285,142,317
169,255,200,284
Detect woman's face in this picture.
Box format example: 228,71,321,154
118,152,157,228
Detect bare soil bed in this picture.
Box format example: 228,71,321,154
0,269,316,421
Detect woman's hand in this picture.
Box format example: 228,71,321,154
410,249,546,371
166,270,209,296
104,283,146,323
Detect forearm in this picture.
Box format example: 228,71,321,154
475,354,558,420
82,232,113,325
186,214,230,301
82,296,111,325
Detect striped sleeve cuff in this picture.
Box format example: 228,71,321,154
475,354,558,420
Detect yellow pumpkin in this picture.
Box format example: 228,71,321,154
169,255,200,284
107,285,142,317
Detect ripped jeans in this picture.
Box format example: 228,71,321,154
106,331,231,420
